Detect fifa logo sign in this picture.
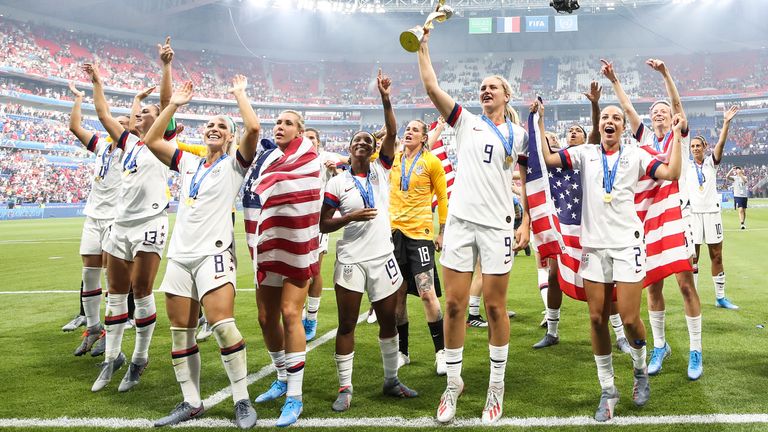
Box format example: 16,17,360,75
525,16,549,32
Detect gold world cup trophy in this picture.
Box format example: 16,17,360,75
399,0,454,53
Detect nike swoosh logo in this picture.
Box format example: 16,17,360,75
344,187,354,192
473,127,483,131
504,258,512,264
214,275,226,280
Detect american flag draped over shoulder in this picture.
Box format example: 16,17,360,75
429,121,455,210
243,137,322,284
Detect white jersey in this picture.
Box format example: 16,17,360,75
83,135,123,220
446,104,528,230
732,176,748,198
687,155,720,213
115,131,170,223
634,124,691,206
324,158,393,263
168,150,249,258
561,143,662,249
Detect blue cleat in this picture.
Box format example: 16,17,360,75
303,318,317,341
716,297,739,310
688,350,703,381
647,343,671,376
255,379,287,403
276,396,303,427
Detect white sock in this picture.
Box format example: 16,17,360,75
132,294,157,364
81,267,103,329
489,344,508,385
713,272,726,299
285,351,306,398
269,350,287,382
648,309,666,348
102,268,109,292
379,336,399,380
609,313,626,340
686,315,702,352
212,318,249,403
335,352,354,390
306,296,321,322
629,345,647,370
594,354,614,390
104,293,128,361
546,308,560,337
692,265,699,290
469,296,481,316
445,347,464,381
538,268,549,309
170,327,201,408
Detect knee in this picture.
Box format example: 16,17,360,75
710,252,723,267
420,293,440,311
485,303,505,323
280,304,301,326
337,319,357,337
589,311,608,329
445,299,464,319
621,313,641,331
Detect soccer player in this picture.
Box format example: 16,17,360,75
248,110,321,427
320,69,418,412
390,115,449,375
534,82,630,354
66,81,125,357
605,58,703,380
417,28,531,425
727,166,749,230
144,78,259,428
86,37,175,393
539,96,684,421
302,127,344,341
690,106,740,310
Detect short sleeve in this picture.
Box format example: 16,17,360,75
375,156,392,174
559,145,585,171
633,123,653,147
638,147,663,180
446,103,466,131
323,176,341,208
516,128,529,166
230,153,248,177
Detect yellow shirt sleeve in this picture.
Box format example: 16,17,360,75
177,142,207,157
429,156,448,226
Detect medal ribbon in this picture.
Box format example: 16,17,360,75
481,115,514,158
652,131,672,153
400,150,422,191
99,144,116,179
122,143,145,172
189,154,228,200
350,169,375,209
693,160,705,189
601,145,622,195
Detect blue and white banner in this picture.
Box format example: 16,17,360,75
525,16,549,32
555,15,579,32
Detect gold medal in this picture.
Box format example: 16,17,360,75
185,197,195,207
123,170,130,177
699,185,704,192
506,155,513,164
603,194,613,203
94,176,102,183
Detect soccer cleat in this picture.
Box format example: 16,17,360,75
366,309,377,324
532,333,559,349
688,350,703,381
435,349,447,376
255,379,287,403
331,386,353,412
275,396,303,427
74,327,105,356
91,352,126,392
233,399,258,429
616,337,631,355
90,332,106,357
740,224,746,230
196,321,213,341
539,317,547,328
482,383,505,425
125,319,135,330
62,315,86,332
716,297,739,310
436,378,463,424
507,310,517,318
647,343,671,376
466,314,488,328
154,401,204,427
303,318,318,341
632,367,650,406
118,358,149,392
594,387,619,422
383,377,418,398
396,352,410,370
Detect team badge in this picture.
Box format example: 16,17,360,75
415,164,424,175
620,156,630,169
582,254,589,265
370,171,379,183
211,167,223,177
343,265,353,281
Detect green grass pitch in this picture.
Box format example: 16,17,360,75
0,203,766,431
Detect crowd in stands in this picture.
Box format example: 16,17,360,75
0,148,92,205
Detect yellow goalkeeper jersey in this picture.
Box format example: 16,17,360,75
389,149,448,240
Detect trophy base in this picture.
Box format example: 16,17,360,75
399,29,422,53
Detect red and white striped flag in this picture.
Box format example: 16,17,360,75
429,121,455,210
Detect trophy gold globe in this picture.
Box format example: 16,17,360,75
400,2,454,53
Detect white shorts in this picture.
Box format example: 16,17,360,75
79,216,112,256
160,249,237,301
581,246,646,284
333,252,402,303
319,233,329,254
258,271,287,288
691,212,723,245
104,213,168,261
440,216,515,274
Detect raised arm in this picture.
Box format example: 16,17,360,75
158,36,174,110
601,59,643,135
647,59,685,119
417,29,456,120
144,81,193,167
653,114,684,181
426,116,446,148
583,81,602,144
532,100,562,168
82,62,125,143
713,106,739,163
67,82,96,147
377,69,397,160
129,85,156,134
725,166,736,181
229,74,260,161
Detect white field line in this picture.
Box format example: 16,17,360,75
0,238,80,244
3,413,768,428
200,312,366,409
